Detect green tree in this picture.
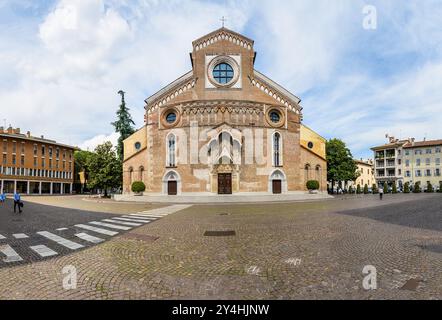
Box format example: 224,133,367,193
392,183,397,194
86,142,122,197
326,139,359,193
363,184,369,194
383,183,388,194
426,182,434,193
112,90,135,161
356,184,361,194
372,183,378,194
348,186,353,194
74,150,94,193
404,182,410,193
413,182,421,193
438,182,442,193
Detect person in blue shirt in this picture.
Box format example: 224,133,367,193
0,193,5,203
13,192,22,213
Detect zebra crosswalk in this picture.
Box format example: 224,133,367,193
0,204,191,265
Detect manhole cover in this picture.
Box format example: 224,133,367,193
218,213,230,216
400,278,422,291
122,233,159,242
204,231,236,237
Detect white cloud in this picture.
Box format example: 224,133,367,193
79,131,119,151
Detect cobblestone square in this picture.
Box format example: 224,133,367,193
0,194,441,299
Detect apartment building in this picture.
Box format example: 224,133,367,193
0,127,77,195
371,136,442,190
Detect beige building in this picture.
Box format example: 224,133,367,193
353,159,375,188
371,137,442,190
123,27,327,196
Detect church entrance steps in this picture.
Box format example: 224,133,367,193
114,192,333,204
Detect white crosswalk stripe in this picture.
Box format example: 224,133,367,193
88,221,132,231
56,228,68,231
132,214,167,218
0,245,23,262
75,224,118,236
102,219,142,226
0,234,6,240
13,233,29,239
126,214,158,219
30,245,58,257
112,217,152,223
37,231,84,250
75,233,104,244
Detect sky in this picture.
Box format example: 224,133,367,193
0,0,441,159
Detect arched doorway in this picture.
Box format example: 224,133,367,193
162,170,181,195
268,169,287,194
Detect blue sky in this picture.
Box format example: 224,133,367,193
0,0,441,159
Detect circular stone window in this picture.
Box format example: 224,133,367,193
308,142,314,149
134,142,141,150
269,111,281,123
212,62,234,85
166,111,177,124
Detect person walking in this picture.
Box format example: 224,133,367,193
379,185,384,200
0,192,5,203
13,191,22,213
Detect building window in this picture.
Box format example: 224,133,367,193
426,149,432,154
304,164,310,181
426,158,431,165
426,169,431,176
416,170,422,177
166,112,177,124
405,150,409,156
273,132,282,167
12,155,16,165
41,145,45,156
405,160,410,167
406,171,411,177
21,142,25,154
436,158,441,166
167,134,176,167
416,159,421,166
21,155,25,166
134,142,142,150
269,111,281,123
33,145,37,156
415,150,422,155
435,169,441,176
436,147,441,153
213,62,234,84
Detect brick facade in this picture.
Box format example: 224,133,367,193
123,28,327,195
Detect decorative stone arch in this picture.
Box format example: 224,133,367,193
162,170,181,195
128,167,134,186
268,169,287,194
315,165,322,189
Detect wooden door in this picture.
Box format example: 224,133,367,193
168,181,177,195
218,173,232,194
272,180,282,194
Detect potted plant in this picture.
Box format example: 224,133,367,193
363,184,369,194
372,184,378,194
306,180,320,194
404,182,410,194
392,183,398,194
426,182,434,193
131,181,146,196
413,182,421,193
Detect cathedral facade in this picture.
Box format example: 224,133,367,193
122,28,327,196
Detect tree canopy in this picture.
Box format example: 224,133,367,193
86,142,122,195
111,90,135,160
326,138,359,185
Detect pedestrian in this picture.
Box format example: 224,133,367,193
0,192,5,203
379,185,384,200
13,191,22,213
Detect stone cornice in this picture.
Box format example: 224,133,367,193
193,27,254,52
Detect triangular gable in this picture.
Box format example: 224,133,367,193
145,71,196,112
192,27,254,52
249,70,302,114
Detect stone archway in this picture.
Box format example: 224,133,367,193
268,169,287,194
162,170,181,195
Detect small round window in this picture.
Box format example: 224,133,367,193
213,63,234,84
308,142,314,149
269,111,281,123
166,112,177,124
134,142,141,150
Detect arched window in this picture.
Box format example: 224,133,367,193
304,164,310,181
315,165,321,187
167,134,176,167
273,132,282,166
129,167,134,185
139,166,145,181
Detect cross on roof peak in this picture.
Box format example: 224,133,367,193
220,16,227,28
